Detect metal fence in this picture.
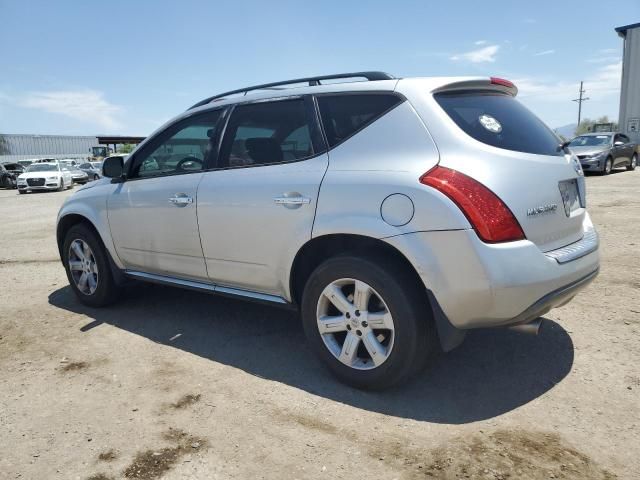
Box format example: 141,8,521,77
0,134,98,162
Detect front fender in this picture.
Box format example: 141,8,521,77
56,182,123,269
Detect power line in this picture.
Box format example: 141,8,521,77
572,81,589,129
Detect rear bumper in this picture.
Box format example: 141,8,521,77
505,267,598,326
384,213,600,330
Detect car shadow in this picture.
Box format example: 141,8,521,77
48,283,574,425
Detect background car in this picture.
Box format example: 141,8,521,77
78,162,102,181
1,162,26,189
567,132,637,174
17,162,73,193
62,165,89,184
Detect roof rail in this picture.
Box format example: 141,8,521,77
188,71,395,110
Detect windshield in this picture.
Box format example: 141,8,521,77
569,135,612,147
27,164,59,172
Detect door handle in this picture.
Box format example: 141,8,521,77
273,195,311,207
168,193,194,207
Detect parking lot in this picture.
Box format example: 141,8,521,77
0,171,638,479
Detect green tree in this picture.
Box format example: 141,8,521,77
117,143,135,154
575,116,618,135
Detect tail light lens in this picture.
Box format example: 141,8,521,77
420,166,525,243
490,77,515,89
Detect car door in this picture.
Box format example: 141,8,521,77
61,165,73,186
619,134,634,164
107,109,225,281
612,134,628,166
197,97,328,297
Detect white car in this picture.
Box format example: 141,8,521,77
17,163,73,194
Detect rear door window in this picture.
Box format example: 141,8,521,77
317,94,403,148
434,91,562,156
219,99,314,168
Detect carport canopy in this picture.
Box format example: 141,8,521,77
97,136,145,145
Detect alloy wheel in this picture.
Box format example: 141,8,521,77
68,239,99,295
316,278,395,370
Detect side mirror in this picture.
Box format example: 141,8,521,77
102,156,125,181
561,141,570,149
614,140,624,146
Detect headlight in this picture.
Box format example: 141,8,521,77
46,176,58,180
589,151,607,160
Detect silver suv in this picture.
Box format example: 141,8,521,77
56,72,600,389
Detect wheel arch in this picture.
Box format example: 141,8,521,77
289,233,464,352
56,213,126,286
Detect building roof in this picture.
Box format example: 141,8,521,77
615,22,640,37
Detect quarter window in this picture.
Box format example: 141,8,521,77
219,99,314,168
317,94,403,148
130,110,223,178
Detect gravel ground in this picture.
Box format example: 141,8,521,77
0,170,638,480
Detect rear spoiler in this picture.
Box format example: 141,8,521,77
432,77,518,97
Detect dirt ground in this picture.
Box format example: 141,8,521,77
0,170,638,480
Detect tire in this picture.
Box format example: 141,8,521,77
627,154,637,171
301,254,437,390
601,157,613,175
62,224,121,307
1,176,12,189
57,179,65,192
18,189,26,194
93,174,99,181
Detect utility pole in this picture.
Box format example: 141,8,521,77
572,81,589,132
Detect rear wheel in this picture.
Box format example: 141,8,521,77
63,224,120,307
301,255,437,389
627,154,637,171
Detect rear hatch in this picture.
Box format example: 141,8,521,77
430,80,586,252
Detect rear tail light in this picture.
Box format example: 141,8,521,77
420,166,525,243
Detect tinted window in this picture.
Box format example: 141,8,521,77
435,92,562,156
219,99,313,168
130,110,223,178
619,134,630,143
317,94,402,148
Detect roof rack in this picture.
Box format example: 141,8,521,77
188,71,395,110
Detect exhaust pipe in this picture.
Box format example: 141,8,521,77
508,318,543,335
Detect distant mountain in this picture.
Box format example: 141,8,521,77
553,123,577,139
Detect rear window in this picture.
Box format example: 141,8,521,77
435,92,562,156
317,94,402,148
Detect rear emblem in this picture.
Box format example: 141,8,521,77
527,204,558,217
479,114,502,133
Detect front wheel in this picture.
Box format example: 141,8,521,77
57,179,65,192
63,224,120,307
301,255,437,389
93,174,99,181
627,154,637,171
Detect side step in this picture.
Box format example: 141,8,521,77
124,270,291,306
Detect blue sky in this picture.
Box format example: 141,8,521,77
1,0,638,135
